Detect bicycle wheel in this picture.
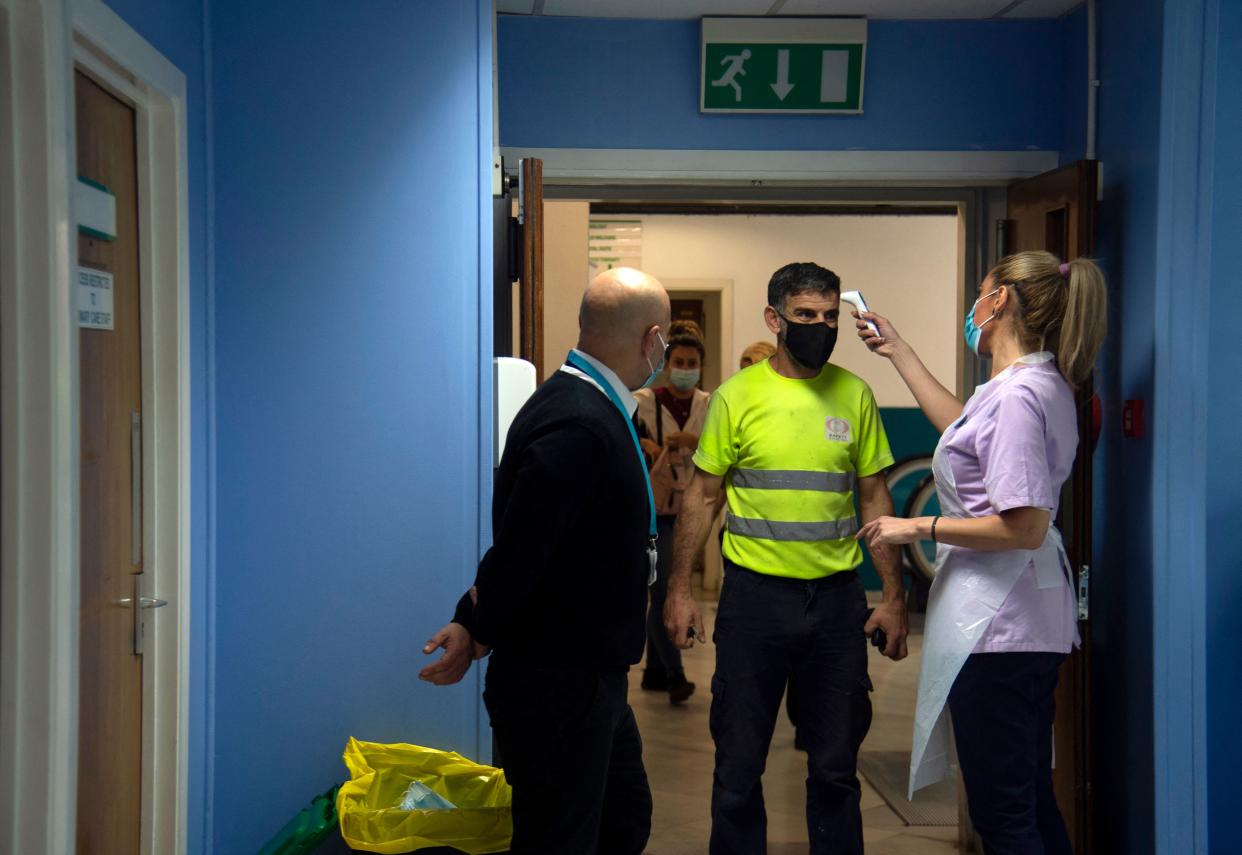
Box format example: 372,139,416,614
903,473,941,584
884,455,933,524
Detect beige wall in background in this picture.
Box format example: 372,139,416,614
542,200,591,379
640,214,960,408
540,206,960,407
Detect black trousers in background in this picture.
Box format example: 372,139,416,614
645,515,685,677
948,652,1073,855
710,563,872,855
483,657,652,855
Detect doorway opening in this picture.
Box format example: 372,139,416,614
534,190,974,852
662,283,727,397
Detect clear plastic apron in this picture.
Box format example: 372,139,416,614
908,354,1073,798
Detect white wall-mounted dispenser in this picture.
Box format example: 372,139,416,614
493,357,537,468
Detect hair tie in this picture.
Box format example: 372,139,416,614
1058,262,1070,278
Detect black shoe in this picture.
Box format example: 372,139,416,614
668,673,696,705
641,669,669,691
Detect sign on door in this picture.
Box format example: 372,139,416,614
78,266,115,330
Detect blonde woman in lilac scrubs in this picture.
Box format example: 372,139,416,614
853,250,1107,855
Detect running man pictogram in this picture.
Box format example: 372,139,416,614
711,49,751,102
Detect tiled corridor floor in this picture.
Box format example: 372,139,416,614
633,590,960,854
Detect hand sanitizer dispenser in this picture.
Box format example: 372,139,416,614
494,357,537,468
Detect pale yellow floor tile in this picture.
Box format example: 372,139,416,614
635,590,959,853
859,779,888,812
863,826,903,844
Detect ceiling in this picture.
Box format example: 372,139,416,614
497,0,1083,20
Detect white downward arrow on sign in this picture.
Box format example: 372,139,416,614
771,49,794,101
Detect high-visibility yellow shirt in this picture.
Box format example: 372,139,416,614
694,359,893,579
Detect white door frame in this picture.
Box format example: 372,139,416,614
500,146,1059,186
0,1,79,852
0,1,191,854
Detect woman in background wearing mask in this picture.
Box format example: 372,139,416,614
636,325,710,704
853,251,1107,855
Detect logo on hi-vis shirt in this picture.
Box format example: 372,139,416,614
825,417,852,443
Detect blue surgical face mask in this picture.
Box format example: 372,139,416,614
963,288,1001,355
642,332,667,389
668,367,700,391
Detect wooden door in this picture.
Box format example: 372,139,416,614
670,298,706,334
75,70,145,855
1003,159,1099,854
518,158,544,381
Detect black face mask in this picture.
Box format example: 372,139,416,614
780,315,837,369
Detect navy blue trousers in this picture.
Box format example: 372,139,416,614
948,652,1073,855
709,563,872,855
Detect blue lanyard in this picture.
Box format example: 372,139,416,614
565,351,658,540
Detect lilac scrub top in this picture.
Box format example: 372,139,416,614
940,356,1080,653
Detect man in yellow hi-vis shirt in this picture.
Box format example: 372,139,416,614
665,262,909,855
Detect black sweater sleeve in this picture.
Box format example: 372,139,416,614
451,591,476,635
467,422,606,649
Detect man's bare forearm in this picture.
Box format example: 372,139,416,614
668,473,715,595
859,483,903,601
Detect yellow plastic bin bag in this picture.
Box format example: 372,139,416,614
337,737,512,854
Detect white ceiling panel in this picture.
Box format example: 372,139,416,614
505,0,1081,19
778,0,1009,18
997,0,1083,18
540,0,772,19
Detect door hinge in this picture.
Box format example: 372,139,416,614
118,574,167,655
517,159,526,225
1077,564,1090,621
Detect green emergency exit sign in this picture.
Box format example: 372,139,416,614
701,18,867,114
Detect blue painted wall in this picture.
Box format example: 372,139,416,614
206,1,492,850
1091,0,1164,849
1205,1,1242,847
96,0,216,847
1094,0,1242,848
498,16,1074,152
1059,3,1089,164
97,1,494,849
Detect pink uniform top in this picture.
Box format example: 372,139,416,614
939,357,1080,653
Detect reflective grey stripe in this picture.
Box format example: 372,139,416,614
726,513,859,542
731,468,855,493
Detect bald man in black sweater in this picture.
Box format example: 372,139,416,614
421,268,671,855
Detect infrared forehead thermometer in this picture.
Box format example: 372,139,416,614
839,290,880,337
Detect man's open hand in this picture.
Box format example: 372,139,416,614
419,622,487,685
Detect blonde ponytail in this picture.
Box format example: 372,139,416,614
1058,258,1108,386
989,250,1109,386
